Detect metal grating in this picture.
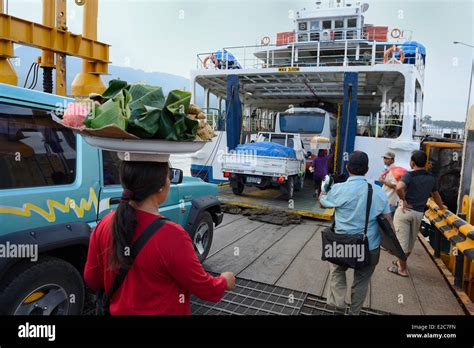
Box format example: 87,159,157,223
191,276,389,316
191,278,306,316
299,295,386,316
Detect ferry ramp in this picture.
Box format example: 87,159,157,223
195,213,466,315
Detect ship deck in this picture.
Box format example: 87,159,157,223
201,213,466,315
218,179,334,220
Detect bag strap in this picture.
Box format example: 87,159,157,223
108,217,168,300
364,183,373,237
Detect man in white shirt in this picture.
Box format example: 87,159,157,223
378,152,399,214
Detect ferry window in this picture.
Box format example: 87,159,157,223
0,103,77,189
347,18,357,28
279,113,325,134
298,22,308,31
102,150,121,186
322,20,332,29
310,21,320,30
335,20,344,29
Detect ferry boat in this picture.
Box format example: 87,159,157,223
189,0,427,184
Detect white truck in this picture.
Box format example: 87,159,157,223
222,132,306,200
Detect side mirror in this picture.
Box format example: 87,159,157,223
170,168,183,185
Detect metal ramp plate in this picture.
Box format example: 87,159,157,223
191,276,389,316
218,181,334,221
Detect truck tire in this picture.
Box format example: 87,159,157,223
295,175,305,192
189,212,214,262
0,256,84,315
280,176,294,200
232,182,244,195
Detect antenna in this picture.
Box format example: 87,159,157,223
361,3,369,12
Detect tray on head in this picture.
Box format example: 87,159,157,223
81,135,207,154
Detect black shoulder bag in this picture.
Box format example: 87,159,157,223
96,217,168,315
321,183,372,269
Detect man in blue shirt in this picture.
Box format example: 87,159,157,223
320,151,394,315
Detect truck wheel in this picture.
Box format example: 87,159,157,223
232,182,244,195
189,212,214,262
280,176,294,200
295,175,305,192
0,256,84,315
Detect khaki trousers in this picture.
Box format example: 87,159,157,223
393,207,424,254
326,248,380,315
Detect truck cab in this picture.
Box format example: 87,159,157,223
0,84,223,315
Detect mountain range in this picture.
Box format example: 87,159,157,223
12,46,206,104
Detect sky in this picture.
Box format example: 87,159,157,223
7,0,474,122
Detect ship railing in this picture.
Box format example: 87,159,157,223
196,39,425,77
424,199,474,302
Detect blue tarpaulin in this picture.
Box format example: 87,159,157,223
396,41,426,64
398,41,426,56
236,142,296,159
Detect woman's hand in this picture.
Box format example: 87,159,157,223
221,272,236,290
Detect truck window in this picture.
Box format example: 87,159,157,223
279,113,325,134
0,103,76,189
270,134,293,147
102,150,121,185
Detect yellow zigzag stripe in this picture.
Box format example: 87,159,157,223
0,187,98,223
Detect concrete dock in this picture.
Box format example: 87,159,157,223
202,214,465,315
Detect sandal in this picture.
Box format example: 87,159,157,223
392,259,399,266
387,265,408,278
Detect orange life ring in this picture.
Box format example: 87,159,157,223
391,28,402,39
261,36,271,46
203,55,218,69
384,45,405,64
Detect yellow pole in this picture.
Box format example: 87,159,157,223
55,0,67,95
71,0,106,96
40,0,56,93
0,0,18,86
41,0,55,68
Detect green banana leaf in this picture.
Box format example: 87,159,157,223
101,79,129,100
127,85,166,138
82,81,200,140
90,96,128,130
127,109,161,138
154,90,197,141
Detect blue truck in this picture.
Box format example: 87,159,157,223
0,84,223,315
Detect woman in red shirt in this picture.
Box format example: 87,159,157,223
84,160,235,315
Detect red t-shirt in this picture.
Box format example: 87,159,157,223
84,209,227,315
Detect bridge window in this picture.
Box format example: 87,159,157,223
298,22,308,31
0,103,77,189
347,18,357,28
322,20,332,29
310,21,320,30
